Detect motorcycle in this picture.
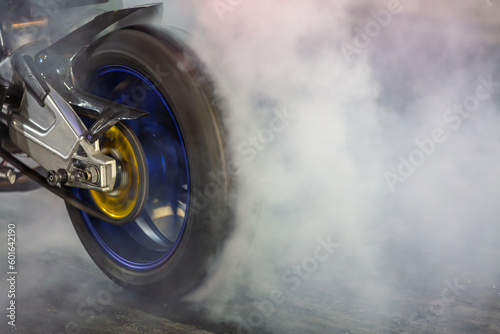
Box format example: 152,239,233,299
0,0,233,297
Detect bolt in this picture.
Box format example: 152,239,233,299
47,169,68,186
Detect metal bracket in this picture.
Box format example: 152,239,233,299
0,145,139,225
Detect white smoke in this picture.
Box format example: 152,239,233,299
170,0,500,332
1,0,500,332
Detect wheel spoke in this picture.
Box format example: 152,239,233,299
133,210,174,249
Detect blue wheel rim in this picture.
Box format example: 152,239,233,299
74,65,190,271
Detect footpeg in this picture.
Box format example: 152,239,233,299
0,167,16,184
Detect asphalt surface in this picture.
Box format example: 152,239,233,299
1,191,500,333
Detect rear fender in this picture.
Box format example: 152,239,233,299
35,4,162,69
28,4,163,117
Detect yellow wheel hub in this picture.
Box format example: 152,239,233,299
90,126,140,219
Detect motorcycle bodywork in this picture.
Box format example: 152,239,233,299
0,2,162,223
0,0,233,297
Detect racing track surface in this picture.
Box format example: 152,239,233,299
1,190,500,334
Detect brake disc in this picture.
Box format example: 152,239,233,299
90,123,149,221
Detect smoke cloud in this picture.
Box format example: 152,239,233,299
1,0,500,333
175,0,500,332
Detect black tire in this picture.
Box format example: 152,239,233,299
66,26,233,297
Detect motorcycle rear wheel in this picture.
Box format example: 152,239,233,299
66,27,232,297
